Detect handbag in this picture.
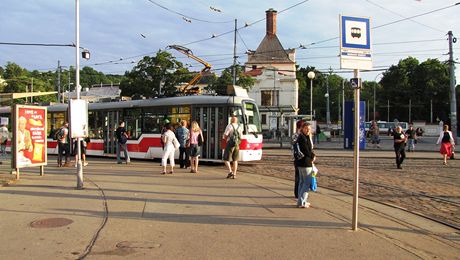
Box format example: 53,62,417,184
173,137,180,149
198,133,204,146
310,165,318,192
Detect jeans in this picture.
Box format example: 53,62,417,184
294,166,299,198
297,167,313,207
116,142,130,163
58,142,70,165
394,146,406,167
179,147,189,168
407,139,415,151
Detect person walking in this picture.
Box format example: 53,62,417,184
161,124,179,174
436,124,455,165
406,124,417,152
315,124,321,144
295,122,315,208
223,116,242,179
176,120,190,169
370,121,381,149
0,124,9,156
393,126,407,169
56,122,70,167
115,121,130,164
189,121,204,173
291,120,304,198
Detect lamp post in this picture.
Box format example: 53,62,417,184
307,71,315,123
373,72,383,121
325,92,330,129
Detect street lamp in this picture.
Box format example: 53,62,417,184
373,72,383,121
307,71,315,123
325,91,330,129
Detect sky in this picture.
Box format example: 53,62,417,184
1,0,459,81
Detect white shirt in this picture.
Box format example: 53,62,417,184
223,123,243,141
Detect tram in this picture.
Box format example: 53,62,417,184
0,95,263,162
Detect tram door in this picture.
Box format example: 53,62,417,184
103,111,119,154
193,106,224,160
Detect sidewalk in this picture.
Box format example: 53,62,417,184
1,158,459,259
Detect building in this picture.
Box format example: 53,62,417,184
245,8,299,138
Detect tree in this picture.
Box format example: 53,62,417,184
210,65,255,95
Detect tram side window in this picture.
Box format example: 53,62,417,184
143,112,161,133
244,102,261,133
88,111,103,139
49,112,66,138
124,108,142,139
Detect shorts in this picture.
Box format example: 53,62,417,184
190,144,201,157
73,141,87,156
223,145,239,162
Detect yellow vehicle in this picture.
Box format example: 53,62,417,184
167,45,211,95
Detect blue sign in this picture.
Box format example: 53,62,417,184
341,16,371,50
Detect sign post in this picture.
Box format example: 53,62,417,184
340,15,372,231
12,105,47,180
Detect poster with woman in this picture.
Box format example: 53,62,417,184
13,105,47,168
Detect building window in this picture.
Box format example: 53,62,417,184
261,114,267,125
261,90,279,106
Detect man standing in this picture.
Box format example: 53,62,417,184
291,120,304,198
116,121,130,164
406,124,417,152
393,126,407,169
223,116,242,179
176,120,190,169
0,124,9,156
56,122,70,167
370,121,381,149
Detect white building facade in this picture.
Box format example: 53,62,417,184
244,9,299,137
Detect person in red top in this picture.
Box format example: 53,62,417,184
436,124,455,165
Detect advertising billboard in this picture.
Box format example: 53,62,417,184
13,105,47,168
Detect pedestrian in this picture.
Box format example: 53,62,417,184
189,121,204,173
292,120,304,198
295,122,315,208
436,124,455,165
223,116,243,179
406,124,417,152
370,121,381,149
315,124,321,144
73,137,89,167
176,120,190,169
115,121,130,164
393,126,407,169
161,123,179,174
0,124,9,156
56,122,70,167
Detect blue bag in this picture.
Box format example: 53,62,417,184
310,176,317,192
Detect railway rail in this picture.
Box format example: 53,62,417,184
239,153,460,231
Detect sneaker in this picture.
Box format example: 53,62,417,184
83,162,88,166
226,172,233,179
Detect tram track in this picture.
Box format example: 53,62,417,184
240,153,460,231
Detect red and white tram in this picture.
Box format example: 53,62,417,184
1,95,263,162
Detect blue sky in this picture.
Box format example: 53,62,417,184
1,0,459,81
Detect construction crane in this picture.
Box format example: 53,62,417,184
167,45,212,94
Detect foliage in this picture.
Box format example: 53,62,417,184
209,65,255,95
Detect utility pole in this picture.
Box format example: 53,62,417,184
232,19,237,86
448,31,458,142
75,0,84,189
57,60,61,103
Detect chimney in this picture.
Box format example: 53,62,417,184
266,8,277,36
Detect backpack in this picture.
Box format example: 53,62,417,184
54,128,64,141
442,132,451,143
227,125,241,148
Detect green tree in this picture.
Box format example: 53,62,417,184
210,65,255,95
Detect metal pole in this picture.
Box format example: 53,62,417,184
342,79,345,136
430,99,433,123
310,79,313,123
31,78,33,103
326,73,331,129
75,0,83,189
232,19,237,86
448,31,458,142
373,84,376,121
409,99,412,123
352,69,360,231
57,60,61,103
387,100,390,122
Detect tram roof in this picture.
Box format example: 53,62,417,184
49,95,251,112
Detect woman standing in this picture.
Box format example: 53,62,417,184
161,124,179,174
189,121,204,173
295,123,315,208
436,124,455,165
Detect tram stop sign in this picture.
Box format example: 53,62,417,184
340,15,372,70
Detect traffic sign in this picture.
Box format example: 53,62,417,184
340,15,372,70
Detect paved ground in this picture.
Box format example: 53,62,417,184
1,157,459,259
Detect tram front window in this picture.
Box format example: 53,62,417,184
244,102,261,134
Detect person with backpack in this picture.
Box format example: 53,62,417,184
223,116,242,179
115,121,130,164
176,120,190,169
291,120,304,198
436,124,455,165
56,122,70,167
